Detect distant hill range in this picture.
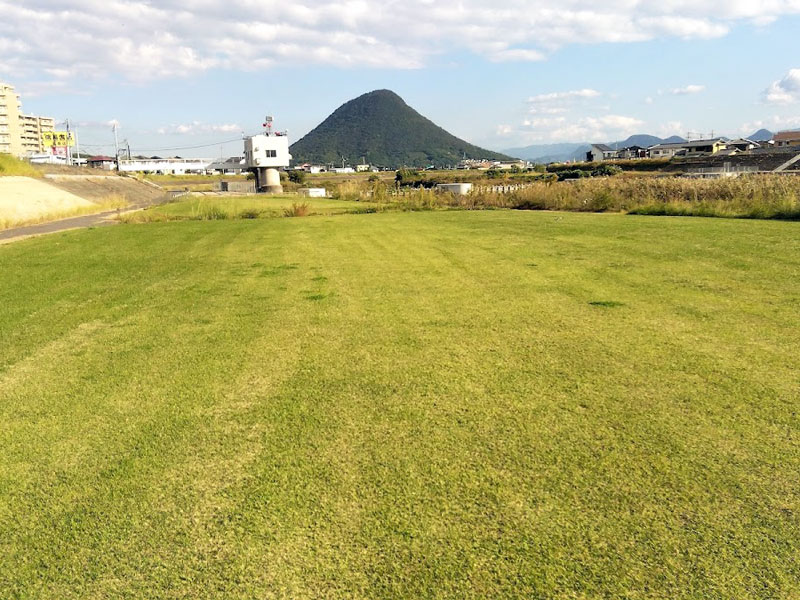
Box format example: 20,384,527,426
290,90,512,169
504,130,775,163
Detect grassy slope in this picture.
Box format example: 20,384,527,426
0,154,41,177
0,211,798,598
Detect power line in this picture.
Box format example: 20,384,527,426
132,133,258,153
70,131,262,155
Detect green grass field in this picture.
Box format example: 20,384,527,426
1,211,798,598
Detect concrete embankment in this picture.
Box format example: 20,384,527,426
43,174,164,205
0,174,167,238
0,176,96,228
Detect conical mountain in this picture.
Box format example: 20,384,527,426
749,128,774,142
290,90,511,168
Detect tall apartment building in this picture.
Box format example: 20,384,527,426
20,114,55,154
0,82,55,156
0,82,24,155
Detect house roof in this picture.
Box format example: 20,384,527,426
88,155,114,161
773,130,800,142
592,144,614,152
648,142,688,150
207,157,245,169
682,138,727,148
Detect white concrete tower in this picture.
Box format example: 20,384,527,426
243,116,292,193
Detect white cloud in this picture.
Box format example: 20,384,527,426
157,122,242,135
528,89,601,103
635,16,727,39
488,48,546,62
528,106,570,115
519,113,645,142
751,15,778,27
527,89,601,116
670,84,706,95
2,1,800,84
655,121,684,138
763,68,800,104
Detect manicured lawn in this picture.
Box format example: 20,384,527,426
0,211,798,598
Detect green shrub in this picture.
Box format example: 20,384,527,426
288,170,307,184
557,170,587,181
592,164,623,177
395,169,420,185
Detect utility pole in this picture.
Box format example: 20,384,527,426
74,126,80,167
65,119,72,167
112,122,120,171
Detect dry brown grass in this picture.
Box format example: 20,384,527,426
329,174,800,220
283,202,310,217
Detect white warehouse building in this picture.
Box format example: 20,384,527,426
117,157,213,174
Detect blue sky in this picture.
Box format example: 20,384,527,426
3,1,800,157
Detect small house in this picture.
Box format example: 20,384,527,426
586,144,618,162
773,131,800,147
87,155,116,170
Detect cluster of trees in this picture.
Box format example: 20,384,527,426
554,164,623,181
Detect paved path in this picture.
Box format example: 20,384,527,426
0,209,123,244
0,193,170,244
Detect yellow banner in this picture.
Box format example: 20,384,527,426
42,131,75,147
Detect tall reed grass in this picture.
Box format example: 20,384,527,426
330,175,800,220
